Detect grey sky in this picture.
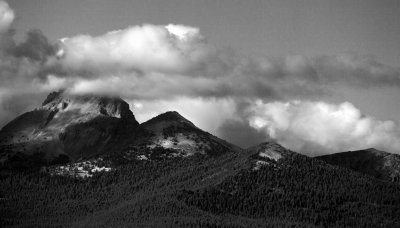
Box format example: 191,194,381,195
10,0,399,66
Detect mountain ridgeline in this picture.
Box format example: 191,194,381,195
1,91,400,227
0,91,239,168
317,148,400,183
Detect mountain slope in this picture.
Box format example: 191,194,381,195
1,94,400,227
178,142,400,227
2,141,400,227
0,91,140,167
317,148,400,183
120,111,241,161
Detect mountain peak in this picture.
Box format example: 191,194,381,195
41,90,136,120
136,110,240,158
246,141,302,171
153,111,189,121
42,90,65,106
0,91,140,165
143,111,196,129
248,141,293,157
362,148,387,155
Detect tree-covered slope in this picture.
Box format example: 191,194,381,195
317,148,400,183
1,142,400,227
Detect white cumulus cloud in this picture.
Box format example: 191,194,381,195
247,100,400,155
56,24,211,75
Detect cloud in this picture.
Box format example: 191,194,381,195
55,24,212,76
14,29,58,62
246,100,400,155
313,54,400,88
49,22,399,102
0,1,13,33
54,34,400,102
0,2,61,127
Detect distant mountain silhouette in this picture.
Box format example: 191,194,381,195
317,148,400,183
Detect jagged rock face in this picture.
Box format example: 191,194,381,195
317,148,400,183
0,91,139,167
42,90,136,120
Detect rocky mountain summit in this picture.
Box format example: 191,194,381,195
140,111,240,156
41,90,137,120
0,90,139,167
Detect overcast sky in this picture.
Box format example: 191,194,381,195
1,0,400,155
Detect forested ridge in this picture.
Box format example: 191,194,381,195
1,146,400,227
180,153,400,227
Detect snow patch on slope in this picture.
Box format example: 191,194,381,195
47,158,112,178
149,133,209,157
136,155,149,160
250,142,287,171
253,160,271,171
259,149,282,161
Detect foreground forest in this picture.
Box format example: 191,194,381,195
1,145,400,228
